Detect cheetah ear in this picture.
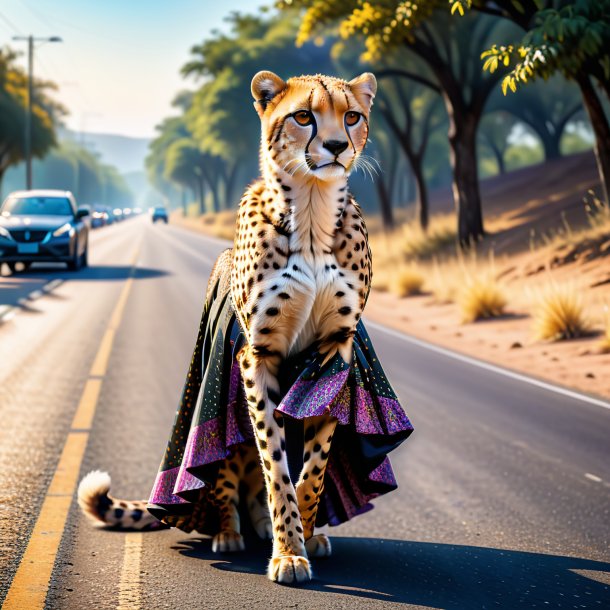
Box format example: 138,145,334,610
251,71,287,117
348,72,377,113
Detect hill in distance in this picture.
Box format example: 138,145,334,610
59,128,151,175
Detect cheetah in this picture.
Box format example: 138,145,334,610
78,71,413,586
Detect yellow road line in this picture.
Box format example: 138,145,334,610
117,533,143,610
89,328,116,377
71,378,103,431
3,241,141,610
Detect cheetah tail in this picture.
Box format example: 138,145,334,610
77,470,166,531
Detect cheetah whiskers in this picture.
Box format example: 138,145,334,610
282,158,311,177
352,154,380,182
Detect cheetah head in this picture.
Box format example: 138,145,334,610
251,71,376,182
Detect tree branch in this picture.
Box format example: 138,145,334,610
376,69,440,93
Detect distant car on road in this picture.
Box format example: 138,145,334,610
152,206,168,224
91,204,109,228
0,189,90,271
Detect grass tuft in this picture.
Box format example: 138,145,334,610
389,265,425,297
427,258,459,304
458,273,507,323
532,282,589,341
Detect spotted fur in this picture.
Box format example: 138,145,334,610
77,70,377,586
229,70,376,584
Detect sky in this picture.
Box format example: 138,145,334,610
0,0,262,139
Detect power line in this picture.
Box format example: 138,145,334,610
0,10,24,36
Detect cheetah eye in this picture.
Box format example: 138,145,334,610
345,111,361,127
293,111,314,126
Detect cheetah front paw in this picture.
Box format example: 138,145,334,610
305,534,332,558
268,555,312,584
212,530,245,553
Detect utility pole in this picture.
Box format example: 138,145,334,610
12,35,62,190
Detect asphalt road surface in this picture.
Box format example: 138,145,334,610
0,216,609,610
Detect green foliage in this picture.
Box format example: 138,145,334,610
148,11,339,210
477,2,610,94
3,140,133,206
0,47,64,183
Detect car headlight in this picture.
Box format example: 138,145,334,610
0,226,12,239
53,223,75,237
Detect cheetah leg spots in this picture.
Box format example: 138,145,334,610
296,415,338,542
209,454,244,553
305,534,332,558
238,345,311,584
244,458,272,540
268,555,312,584
212,529,245,553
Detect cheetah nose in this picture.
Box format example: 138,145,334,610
323,140,349,156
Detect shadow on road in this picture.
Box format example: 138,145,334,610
173,536,610,608
0,265,169,308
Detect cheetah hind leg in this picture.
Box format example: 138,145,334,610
305,534,332,558
210,452,245,553
242,445,273,540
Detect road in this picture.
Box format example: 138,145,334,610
0,215,609,609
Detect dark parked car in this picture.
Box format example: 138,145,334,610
0,189,89,271
152,206,168,223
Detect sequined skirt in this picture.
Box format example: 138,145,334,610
147,278,413,534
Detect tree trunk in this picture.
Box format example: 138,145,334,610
210,182,220,214
540,132,561,161
447,112,485,247
181,188,188,216
375,176,395,230
490,143,506,175
577,74,610,205
224,163,240,208
411,156,429,231
196,177,206,215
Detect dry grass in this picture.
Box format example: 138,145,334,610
531,282,590,341
370,213,457,263
389,265,425,297
199,210,236,240
171,209,236,241
531,189,610,251
599,304,610,354
457,263,507,323
426,258,461,304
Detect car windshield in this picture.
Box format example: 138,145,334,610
1,196,73,216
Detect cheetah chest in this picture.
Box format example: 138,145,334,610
287,250,360,355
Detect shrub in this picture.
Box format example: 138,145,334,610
458,274,507,323
390,265,425,297
532,283,589,341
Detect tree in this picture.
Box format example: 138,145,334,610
146,116,190,209
0,48,61,190
283,1,519,246
182,11,339,208
489,76,583,161
164,138,209,214
377,76,445,230
478,111,518,174
466,0,610,203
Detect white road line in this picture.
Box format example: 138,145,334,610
364,319,610,411
42,279,63,293
585,473,602,483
